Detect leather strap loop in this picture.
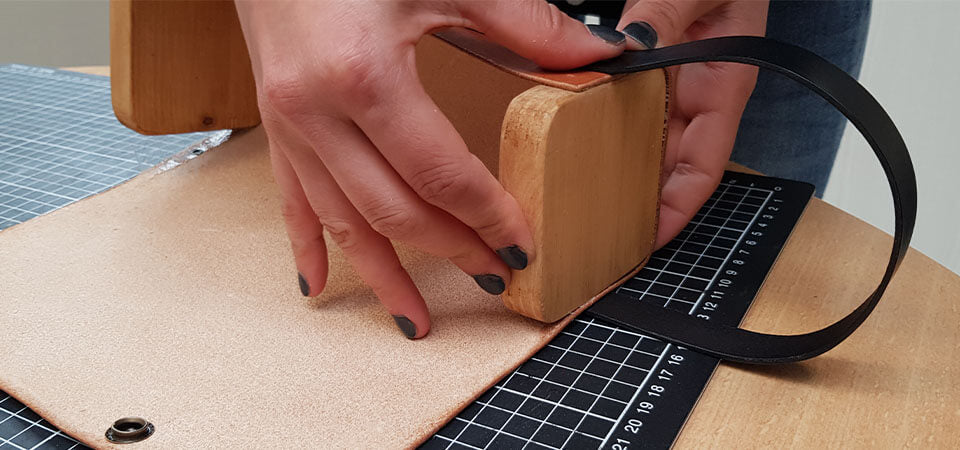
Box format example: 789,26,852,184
583,36,917,364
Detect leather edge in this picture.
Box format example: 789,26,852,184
432,28,614,92
408,253,652,449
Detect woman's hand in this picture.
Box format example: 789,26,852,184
234,0,626,339
616,0,769,248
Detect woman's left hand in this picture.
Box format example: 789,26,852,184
616,0,769,248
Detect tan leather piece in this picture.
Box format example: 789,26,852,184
0,127,642,448
433,28,614,92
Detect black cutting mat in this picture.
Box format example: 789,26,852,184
422,173,813,449
0,394,82,450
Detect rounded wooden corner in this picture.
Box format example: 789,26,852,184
108,0,260,135
499,72,668,323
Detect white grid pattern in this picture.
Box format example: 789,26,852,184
0,64,218,230
0,393,82,450
433,319,665,450
424,182,774,450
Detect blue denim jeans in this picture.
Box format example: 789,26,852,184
733,0,872,196
552,0,873,197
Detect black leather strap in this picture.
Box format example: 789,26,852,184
582,36,917,364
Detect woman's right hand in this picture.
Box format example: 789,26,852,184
234,0,627,339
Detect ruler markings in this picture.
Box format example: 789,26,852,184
601,344,672,447
637,183,732,309
687,187,773,314
424,173,812,449
560,326,649,449
595,176,812,449
521,317,619,448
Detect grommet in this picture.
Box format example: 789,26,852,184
105,417,154,444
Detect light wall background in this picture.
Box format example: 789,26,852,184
0,1,109,67
823,0,960,275
1,0,958,274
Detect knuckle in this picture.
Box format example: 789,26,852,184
260,74,312,118
366,205,419,240
320,47,385,109
279,199,309,223
322,218,364,253
471,213,509,240
528,1,566,38
672,161,718,184
468,191,516,239
290,234,326,260
258,46,386,117
279,203,327,258
409,160,473,208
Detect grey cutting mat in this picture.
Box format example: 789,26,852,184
0,64,226,231
0,64,226,449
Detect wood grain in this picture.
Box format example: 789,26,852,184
106,4,616,136
420,35,667,322
674,167,960,448
420,35,666,322
500,74,666,322
109,0,259,134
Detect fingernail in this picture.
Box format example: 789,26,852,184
298,272,310,297
587,24,626,46
496,245,528,270
623,21,658,49
392,315,418,339
473,274,506,295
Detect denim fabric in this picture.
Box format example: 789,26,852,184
733,0,872,196
551,0,872,197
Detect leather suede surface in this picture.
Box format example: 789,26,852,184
0,128,597,448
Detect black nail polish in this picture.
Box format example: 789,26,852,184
623,21,658,49
496,246,528,270
473,274,506,295
392,315,417,339
298,272,310,297
587,24,626,46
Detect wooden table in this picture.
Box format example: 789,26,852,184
67,67,960,448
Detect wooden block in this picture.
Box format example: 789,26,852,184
499,76,665,322
110,4,667,323
110,0,259,134
417,33,666,322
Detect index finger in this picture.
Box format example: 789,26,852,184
347,56,535,270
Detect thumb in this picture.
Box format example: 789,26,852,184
617,0,721,50
458,0,626,70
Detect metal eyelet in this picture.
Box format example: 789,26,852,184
105,417,154,444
